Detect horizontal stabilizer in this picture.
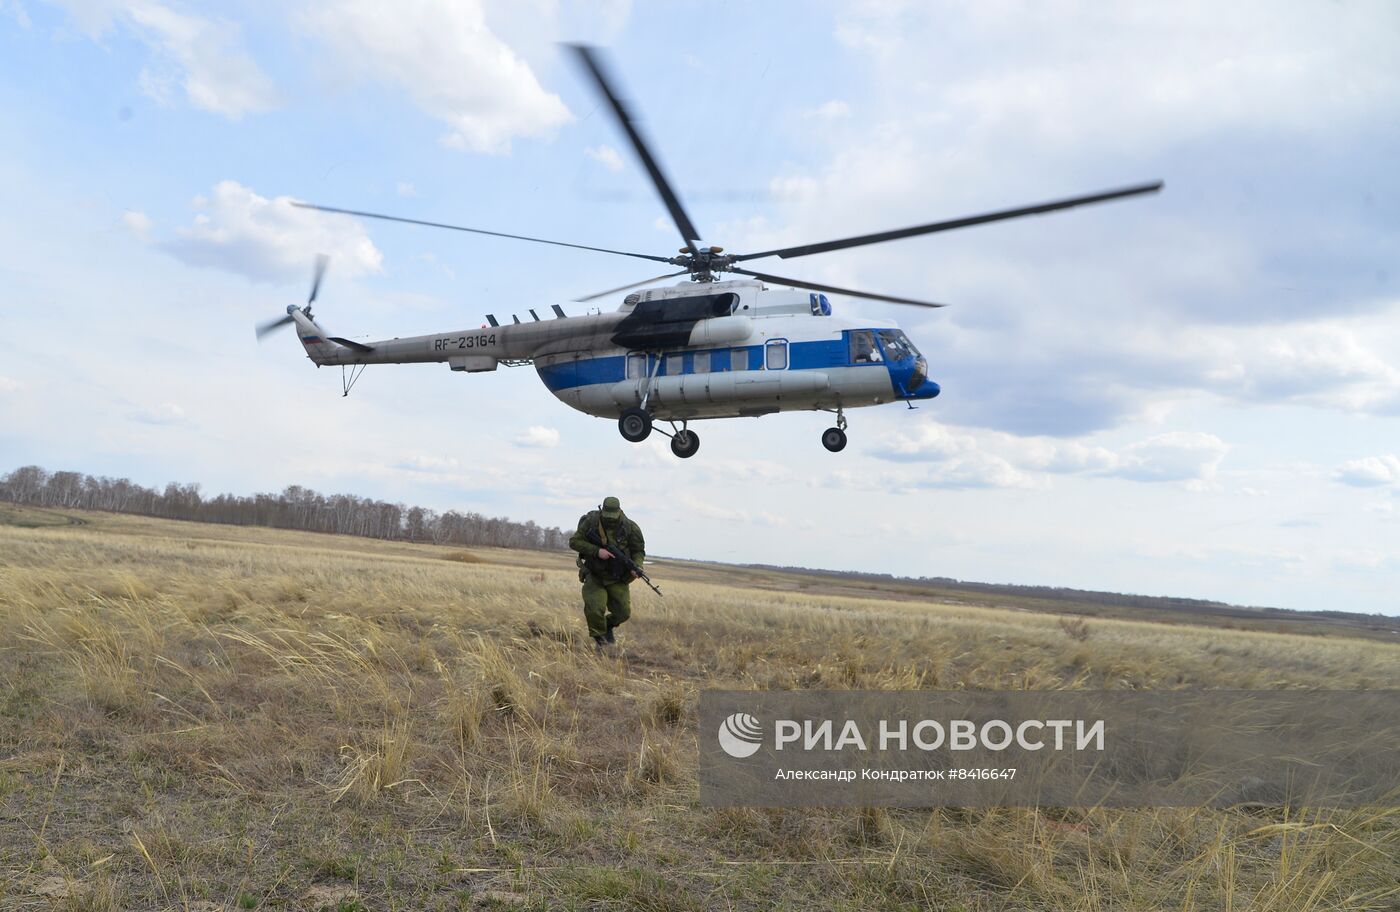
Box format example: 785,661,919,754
329,337,375,352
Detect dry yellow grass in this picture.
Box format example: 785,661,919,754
1,507,1397,910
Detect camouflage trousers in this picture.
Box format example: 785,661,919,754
581,575,631,638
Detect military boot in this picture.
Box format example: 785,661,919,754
604,625,617,645
592,635,607,653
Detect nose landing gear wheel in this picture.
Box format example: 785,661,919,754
670,429,700,459
619,408,652,442
822,427,848,452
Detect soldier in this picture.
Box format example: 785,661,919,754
568,496,645,651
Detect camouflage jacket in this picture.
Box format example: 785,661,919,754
569,510,645,582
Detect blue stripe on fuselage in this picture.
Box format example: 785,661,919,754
789,339,849,370
536,354,626,392
536,339,905,393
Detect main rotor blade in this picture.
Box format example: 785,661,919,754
736,181,1164,261
567,44,703,252
728,267,947,308
574,271,690,303
255,314,294,341
308,253,329,305
292,202,673,264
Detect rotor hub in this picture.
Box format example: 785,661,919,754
668,247,738,282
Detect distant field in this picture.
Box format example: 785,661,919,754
0,504,85,529
1,507,1397,910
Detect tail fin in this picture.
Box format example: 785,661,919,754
289,308,338,364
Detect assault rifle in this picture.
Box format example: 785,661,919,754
587,509,662,597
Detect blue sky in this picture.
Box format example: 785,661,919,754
2,1,1398,614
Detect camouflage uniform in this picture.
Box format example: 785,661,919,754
568,496,646,643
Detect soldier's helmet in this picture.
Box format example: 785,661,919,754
601,496,622,521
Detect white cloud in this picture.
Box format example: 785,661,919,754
769,174,820,202
397,454,462,473
693,458,796,486
867,424,1038,488
584,144,624,172
1109,432,1228,483
806,100,850,120
1332,549,1393,571
1013,438,1120,474
719,2,1400,439
1365,500,1396,519
121,209,153,238
51,0,278,118
3,0,30,28
835,2,1400,145
129,401,185,425
872,422,1225,485
1334,455,1400,488
301,0,571,154
905,455,1037,490
396,182,418,197
1171,319,1400,416
164,181,383,284
873,423,973,462
514,425,560,448
674,494,788,526
675,495,747,522
873,422,1116,477
0,375,24,393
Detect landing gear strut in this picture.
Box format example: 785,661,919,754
618,409,700,457
822,408,848,453
618,407,652,442
670,428,700,459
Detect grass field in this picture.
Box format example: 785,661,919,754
1,507,1398,910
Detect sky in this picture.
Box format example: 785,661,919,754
1,0,1398,614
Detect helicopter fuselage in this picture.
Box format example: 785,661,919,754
536,282,938,421
291,280,939,430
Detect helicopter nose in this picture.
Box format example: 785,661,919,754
899,375,940,400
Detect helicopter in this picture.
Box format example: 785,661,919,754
260,45,1161,459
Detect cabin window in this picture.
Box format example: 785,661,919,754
627,352,648,379
731,348,750,371
665,353,683,376
876,329,916,362
849,331,883,364
692,351,710,374
765,339,789,370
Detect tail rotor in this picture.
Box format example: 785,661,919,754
305,252,328,321
256,254,329,341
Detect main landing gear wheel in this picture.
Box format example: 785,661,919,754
670,429,700,459
618,408,653,442
822,427,848,452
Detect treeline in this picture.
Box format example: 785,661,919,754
914,575,1240,613
741,562,1393,625
0,465,569,551
743,562,1236,609
741,563,1271,614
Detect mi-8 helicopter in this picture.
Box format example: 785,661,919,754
260,45,1160,459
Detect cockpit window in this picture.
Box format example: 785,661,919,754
849,330,883,364
877,329,918,362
